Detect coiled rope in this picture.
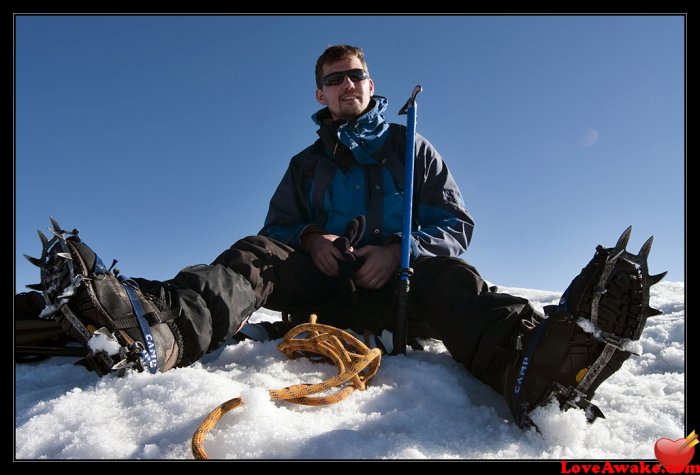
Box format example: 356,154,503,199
191,315,382,459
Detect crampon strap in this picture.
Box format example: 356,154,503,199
117,276,158,374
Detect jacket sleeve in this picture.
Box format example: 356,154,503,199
386,134,474,259
258,157,313,249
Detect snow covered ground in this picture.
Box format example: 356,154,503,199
15,281,685,460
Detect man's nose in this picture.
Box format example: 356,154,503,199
341,74,356,89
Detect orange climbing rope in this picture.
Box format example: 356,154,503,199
191,315,382,459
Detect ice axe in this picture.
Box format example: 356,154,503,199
392,85,422,355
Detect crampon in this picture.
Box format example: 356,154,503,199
24,218,182,376
504,226,666,429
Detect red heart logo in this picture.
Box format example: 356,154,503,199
654,438,695,473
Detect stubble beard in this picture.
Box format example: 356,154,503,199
333,97,370,121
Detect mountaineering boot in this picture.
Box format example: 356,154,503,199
25,218,183,376
503,226,666,429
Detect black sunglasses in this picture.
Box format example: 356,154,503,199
321,69,369,87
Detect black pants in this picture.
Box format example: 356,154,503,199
138,235,541,395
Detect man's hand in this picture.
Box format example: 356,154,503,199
352,244,401,289
301,233,343,277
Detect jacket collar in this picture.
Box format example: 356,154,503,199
312,96,390,164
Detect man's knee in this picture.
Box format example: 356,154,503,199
213,235,294,268
230,235,293,254
413,256,490,298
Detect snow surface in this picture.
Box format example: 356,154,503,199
15,282,685,460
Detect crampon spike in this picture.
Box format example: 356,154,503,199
49,217,63,234
638,235,654,261
584,403,606,424
24,254,44,268
648,272,667,286
37,229,49,246
648,306,663,317
615,225,633,251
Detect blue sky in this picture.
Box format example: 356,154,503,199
15,15,684,293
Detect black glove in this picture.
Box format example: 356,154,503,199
333,215,366,296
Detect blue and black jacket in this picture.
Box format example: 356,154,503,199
259,96,474,259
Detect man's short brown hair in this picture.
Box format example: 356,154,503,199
315,45,369,89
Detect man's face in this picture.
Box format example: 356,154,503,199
316,56,375,121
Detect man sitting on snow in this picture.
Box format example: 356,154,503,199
19,44,664,429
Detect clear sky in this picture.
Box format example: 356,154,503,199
14,15,684,293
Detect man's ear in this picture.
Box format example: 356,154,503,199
369,78,375,96
316,88,326,105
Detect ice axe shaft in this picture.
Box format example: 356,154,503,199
393,85,422,355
